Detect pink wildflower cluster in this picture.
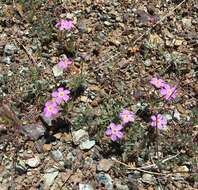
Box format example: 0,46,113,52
55,19,74,31
42,18,74,118
57,57,73,71
43,87,70,118
150,77,177,100
105,123,123,141
105,109,135,141
119,109,135,125
150,114,167,129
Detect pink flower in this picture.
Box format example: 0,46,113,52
105,123,124,141
151,114,167,129
43,101,59,118
160,84,177,100
150,77,165,88
52,87,70,104
57,58,72,70
119,109,135,125
55,19,74,31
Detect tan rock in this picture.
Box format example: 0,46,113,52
43,144,52,151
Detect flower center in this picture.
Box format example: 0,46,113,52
64,60,68,65
156,80,159,84
112,128,117,135
124,114,129,120
59,92,64,97
167,89,173,96
47,106,52,111
156,119,161,125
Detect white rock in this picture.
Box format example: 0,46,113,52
52,64,63,77
72,129,89,145
79,184,94,190
182,18,192,28
50,150,63,161
26,155,40,168
97,159,113,172
79,140,95,150
4,43,17,55
115,182,129,190
142,173,155,184
43,171,59,189
174,109,181,120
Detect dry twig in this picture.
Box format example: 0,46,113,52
14,39,37,65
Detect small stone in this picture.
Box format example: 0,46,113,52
15,160,27,174
19,123,45,140
0,125,6,133
66,152,75,162
147,187,154,190
53,133,62,139
96,173,113,190
43,144,52,152
2,56,11,65
72,129,89,145
165,40,174,47
182,17,192,28
109,38,121,46
80,96,89,102
50,150,63,161
173,109,181,120
70,170,83,184
84,157,93,166
142,174,155,184
144,59,152,66
86,0,91,5
164,114,173,121
175,165,189,173
52,64,63,77
104,21,112,26
4,44,17,55
0,184,8,190
97,159,113,172
66,13,74,19
79,184,94,190
79,140,95,150
116,17,122,22
77,22,88,33
61,133,72,142
43,171,59,189
173,182,183,189
174,39,183,46
148,33,164,47
115,182,129,190
26,155,40,168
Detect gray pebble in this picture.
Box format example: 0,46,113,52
4,44,17,55
50,150,63,161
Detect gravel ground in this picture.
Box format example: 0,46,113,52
0,0,198,190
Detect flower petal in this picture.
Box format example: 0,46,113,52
52,91,58,98
111,135,118,141
105,128,112,136
116,124,123,130
109,123,117,130
116,131,123,139
151,115,156,121
58,87,64,92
